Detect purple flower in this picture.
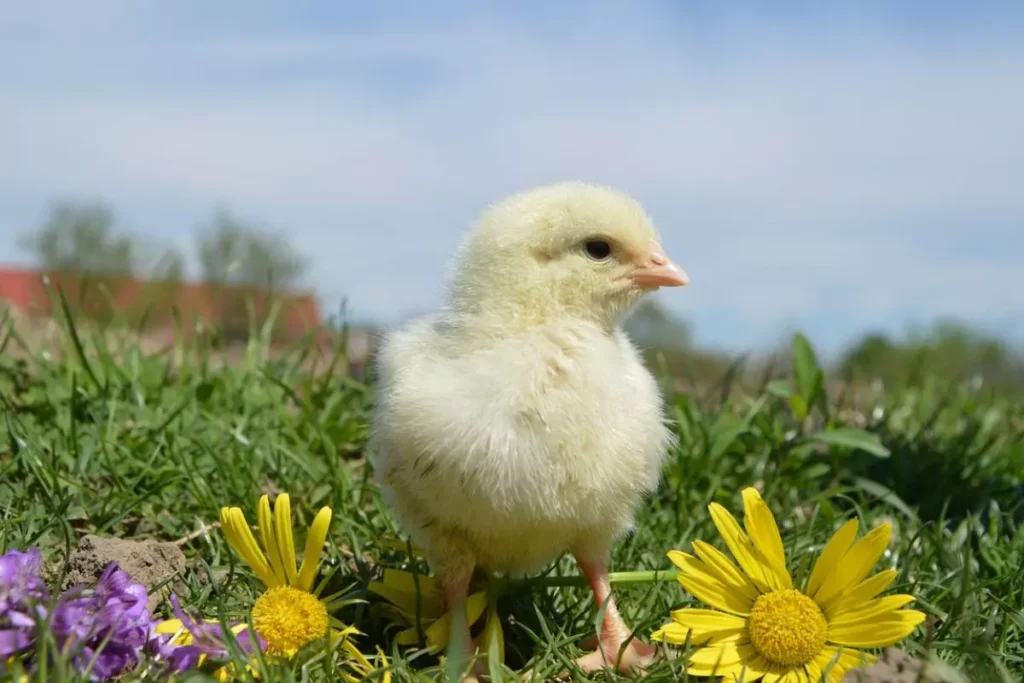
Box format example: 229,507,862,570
49,562,152,680
147,594,264,673
0,548,50,617
0,548,50,661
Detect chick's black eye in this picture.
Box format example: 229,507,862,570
583,239,612,261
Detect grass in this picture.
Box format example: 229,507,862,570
1,306,1023,682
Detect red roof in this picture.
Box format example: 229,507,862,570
0,266,322,341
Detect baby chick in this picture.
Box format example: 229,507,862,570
369,181,687,677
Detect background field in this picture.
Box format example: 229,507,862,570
1,304,1022,682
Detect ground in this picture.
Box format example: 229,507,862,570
0,316,1021,682
62,534,187,612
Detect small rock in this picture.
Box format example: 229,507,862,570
843,648,969,683
64,534,187,613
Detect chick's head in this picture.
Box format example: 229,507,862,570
449,181,688,329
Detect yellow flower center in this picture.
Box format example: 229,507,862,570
747,589,828,667
251,586,329,655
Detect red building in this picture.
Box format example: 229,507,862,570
0,266,322,343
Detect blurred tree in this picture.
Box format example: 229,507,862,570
197,209,305,289
151,249,185,282
18,200,139,322
19,200,134,276
18,200,189,327
195,208,309,342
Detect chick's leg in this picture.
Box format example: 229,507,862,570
573,557,657,674
441,570,486,682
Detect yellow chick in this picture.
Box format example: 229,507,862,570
369,181,688,677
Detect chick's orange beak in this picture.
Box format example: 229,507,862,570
632,241,688,289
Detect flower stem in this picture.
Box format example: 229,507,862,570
608,569,680,584
515,569,679,590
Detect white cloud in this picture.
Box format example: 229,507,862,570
0,3,1021,351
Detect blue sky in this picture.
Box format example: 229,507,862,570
1,2,1021,356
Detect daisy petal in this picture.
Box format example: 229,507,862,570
741,655,794,683
297,507,332,592
341,638,371,669
828,594,916,628
652,622,745,648
781,670,811,683
807,519,858,598
814,646,875,682
764,668,806,683
667,549,689,571
741,488,792,590
220,507,279,588
722,667,761,682
803,659,823,683
680,573,755,617
423,591,488,653
824,570,897,620
258,495,288,585
273,493,299,586
692,541,761,602
694,661,749,679
709,503,778,592
672,551,757,615
670,608,748,633
374,568,441,595
828,609,926,648
377,647,393,683
367,570,445,619
728,653,789,682
651,623,691,645
666,608,747,645
479,604,505,665
685,641,756,676
394,627,420,646
814,523,892,609
153,618,187,635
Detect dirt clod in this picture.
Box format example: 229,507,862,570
844,648,968,683
64,534,187,612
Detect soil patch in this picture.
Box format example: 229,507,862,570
64,534,187,613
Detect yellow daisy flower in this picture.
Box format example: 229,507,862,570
153,606,387,683
368,569,504,662
149,617,253,682
652,487,926,682
220,492,357,658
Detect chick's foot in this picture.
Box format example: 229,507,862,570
572,558,659,675
459,662,488,683
573,636,658,674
